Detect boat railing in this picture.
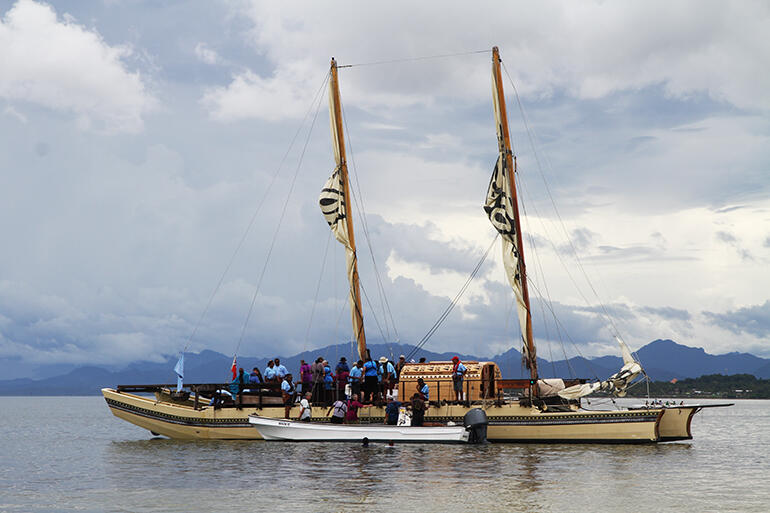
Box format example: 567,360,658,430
115,376,587,410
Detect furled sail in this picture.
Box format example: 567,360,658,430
558,337,644,399
319,67,366,359
484,65,532,367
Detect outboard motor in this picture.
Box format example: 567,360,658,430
463,408,488,444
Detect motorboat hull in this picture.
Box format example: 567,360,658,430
248,415,470,443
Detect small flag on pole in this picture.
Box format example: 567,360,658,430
174,353,184,391
230,356,237,380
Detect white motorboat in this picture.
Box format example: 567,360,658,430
248,415,471,443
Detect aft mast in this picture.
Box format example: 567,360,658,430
320,58,368,361
489,47,538,383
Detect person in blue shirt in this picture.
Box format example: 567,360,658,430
451,356,467,403
384,396,401,425
249,367,263,384
323,360,334,404
378,357,397,399
363,356,379,403
230,368,249,399
349,360,363,399
274,358,288,379
281,374,295,419
264,361,277,382
335,357,349,374
417,377,429,402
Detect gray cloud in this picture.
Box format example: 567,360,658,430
715,231,737,243
1,1,769,376
715,230,754,261
640,306,691,321
703,301,770,338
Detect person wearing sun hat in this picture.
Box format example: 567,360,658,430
451,356,467,403
378,356,397,400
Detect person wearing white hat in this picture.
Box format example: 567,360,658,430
378,356,397,400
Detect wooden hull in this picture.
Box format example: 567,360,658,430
102,388,699,443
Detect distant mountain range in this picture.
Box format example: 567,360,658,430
0,339,768,395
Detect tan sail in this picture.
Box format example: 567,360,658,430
485,46,537,380
558,337,643,399
319,58,367,360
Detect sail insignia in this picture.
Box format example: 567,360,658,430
319,166,350,248
485,62,532,368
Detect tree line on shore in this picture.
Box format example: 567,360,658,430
622,374,770,399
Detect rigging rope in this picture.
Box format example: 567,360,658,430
339,49,490,69
339,96,400,352
501,61,639,375
516,171,579,379
233,73,330,359
303,230,333,352
181,72,331,357
405,234,499,362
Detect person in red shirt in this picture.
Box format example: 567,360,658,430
345,393,371,423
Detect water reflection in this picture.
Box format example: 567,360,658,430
4,397,766,512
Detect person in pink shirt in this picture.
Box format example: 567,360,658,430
299,359,312,396
345,393,371,423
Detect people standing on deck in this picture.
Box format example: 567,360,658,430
378,357,396,399
362,356,379,403
336,364,349,401
298,392,312,422
336,357,349,375
323,360,334,404
395,355,407,380
299,359,312,396
264,360,277,383
230,367,250,398
345,393,371,423
418,357,426,363
311,356,324,403
410,393,425,426
274,358,288,380
281,374,295,419
384,396,401,425
349,360,363,399
417,378,429,402
249,367,263,384
451,356,467,403
326,398,348,424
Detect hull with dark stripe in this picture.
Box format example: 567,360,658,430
103,388,698,443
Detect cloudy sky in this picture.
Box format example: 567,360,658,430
1,0,769,378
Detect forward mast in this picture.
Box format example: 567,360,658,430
328,58,368,360
491,47,537,382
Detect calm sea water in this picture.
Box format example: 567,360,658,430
0,396,768,512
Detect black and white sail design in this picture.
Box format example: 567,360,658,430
558,336,643,399
319,167,350,248
319,76,365,356
484,66,531,363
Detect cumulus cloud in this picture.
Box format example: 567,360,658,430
194,42,220,65
0,0,156,133
704,301,770,338
212,0,770,123
201,61,321,121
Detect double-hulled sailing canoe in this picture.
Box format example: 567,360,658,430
103,47,730,443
